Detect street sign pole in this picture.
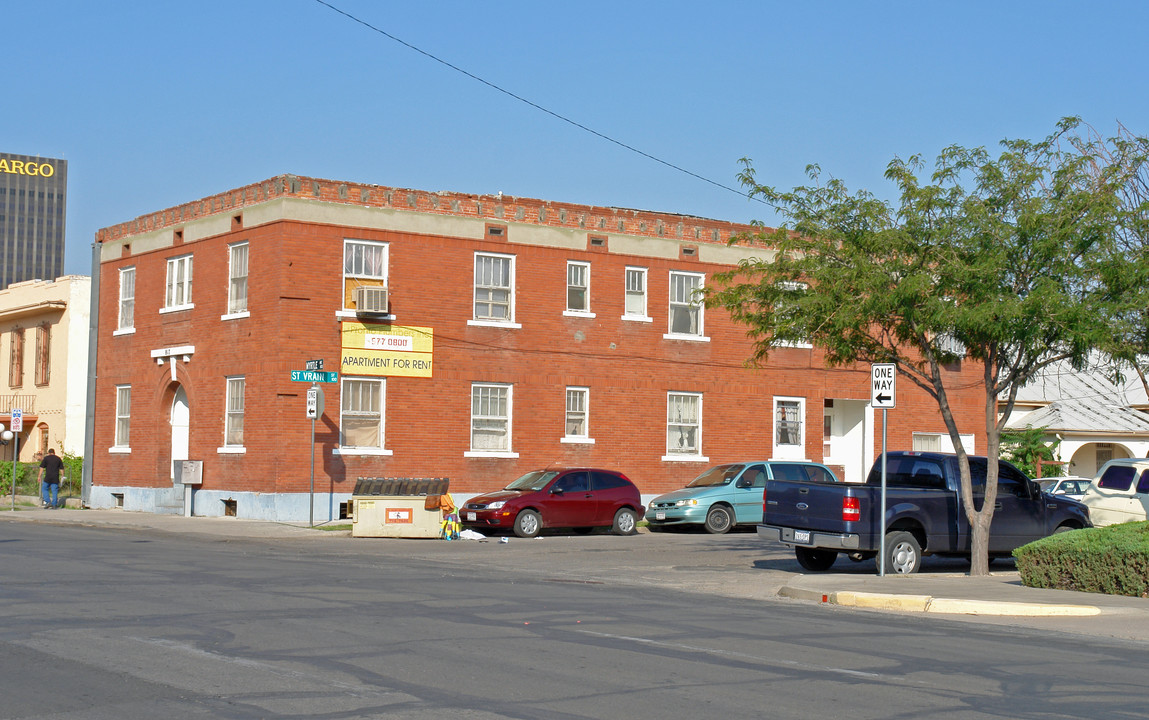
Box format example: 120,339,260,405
870,365,895,577
310,406,316,528
305,384,324,528
880,409,887,577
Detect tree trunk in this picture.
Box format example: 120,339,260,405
968,508,993,576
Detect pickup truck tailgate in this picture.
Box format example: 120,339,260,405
764,480,855,532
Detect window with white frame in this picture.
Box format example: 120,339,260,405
118,267,135,331
114,385,131,448
340,377,385,450
774,397,805,458
344,239,388,281
470,383,512,452
772,281,813,348
164,254,193,310
473,253,514,323
564,387,590,440
566,261,590,313
912,431,975,454
668,271,705,337
624,267,648,319
223,377,245,448
227,242,249,315
666,392,702,456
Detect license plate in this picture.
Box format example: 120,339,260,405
793,530,811,544
656,512,666,520
466,512,476,522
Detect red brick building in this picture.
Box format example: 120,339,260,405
92,175,986,520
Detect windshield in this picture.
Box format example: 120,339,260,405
686,464,745,488
504,470,560,492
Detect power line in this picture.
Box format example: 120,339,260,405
311,0,763,205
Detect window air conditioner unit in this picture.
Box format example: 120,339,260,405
355,285,389,314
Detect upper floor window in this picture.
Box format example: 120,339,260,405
473,253,515,324
114,385,131,449
9,328,23,387
340,377,386,451
164,254,193,311
34,324,50,386
666,391,702,457
117,267,135,331
343,239,389,313
223,376,245,448
565,261,591,315
227,242,249,315
667,270,705,339
623,267,649,320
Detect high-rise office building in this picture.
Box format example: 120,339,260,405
0,153,67,289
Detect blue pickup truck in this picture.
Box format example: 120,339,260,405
758,451,1091,573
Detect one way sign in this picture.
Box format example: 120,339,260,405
871,363,896,409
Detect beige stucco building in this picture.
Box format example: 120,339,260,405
0,276,90,461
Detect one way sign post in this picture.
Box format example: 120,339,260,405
871,363,896,577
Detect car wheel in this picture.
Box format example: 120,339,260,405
1054,524,1077,534
704,505,733,535
884,530,922,574
513,510,541,538
795,546,838,572
611,508,637,536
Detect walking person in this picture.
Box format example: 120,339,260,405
38,448,65,509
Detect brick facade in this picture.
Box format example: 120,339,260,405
92,175,986,520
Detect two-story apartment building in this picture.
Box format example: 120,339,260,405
0,275,90,462
91,175,986,521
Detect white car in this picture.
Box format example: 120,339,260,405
1080,459,1149,526
1039,476,1093,502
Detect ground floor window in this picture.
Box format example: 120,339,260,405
471,383,511,452
666,392,702,456
341,377,384,449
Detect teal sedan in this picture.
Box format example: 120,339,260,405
647,461,840,534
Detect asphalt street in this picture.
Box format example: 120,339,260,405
2,512,1148,719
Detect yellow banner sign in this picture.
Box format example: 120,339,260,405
340,323,433,378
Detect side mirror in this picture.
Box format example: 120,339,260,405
735,478,752,489
550,487,564,495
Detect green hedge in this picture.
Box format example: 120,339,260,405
1013,522,1149,597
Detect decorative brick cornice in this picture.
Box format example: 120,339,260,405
95,175,768,247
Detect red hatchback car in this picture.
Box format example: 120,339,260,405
461,468,645,538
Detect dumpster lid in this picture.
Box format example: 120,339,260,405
353,477,449,497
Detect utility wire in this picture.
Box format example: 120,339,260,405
311,0,763,205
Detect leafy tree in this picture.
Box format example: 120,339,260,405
1000,427,1061,480
707,119,1149,575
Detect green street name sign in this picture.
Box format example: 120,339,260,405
291,370,338,383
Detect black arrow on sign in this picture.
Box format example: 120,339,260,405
875,393,892,404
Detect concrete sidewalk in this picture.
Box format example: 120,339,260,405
5,503,1149,642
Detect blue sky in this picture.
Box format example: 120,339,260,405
7,1,1148,276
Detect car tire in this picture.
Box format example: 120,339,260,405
513,510,541,538
884,530,922,574
1054,524,1077,534
704,505,734,535
795,546,838,572
611,508,638,536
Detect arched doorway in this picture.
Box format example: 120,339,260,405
170,386,189,480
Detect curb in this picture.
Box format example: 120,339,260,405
778,585,1101,617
